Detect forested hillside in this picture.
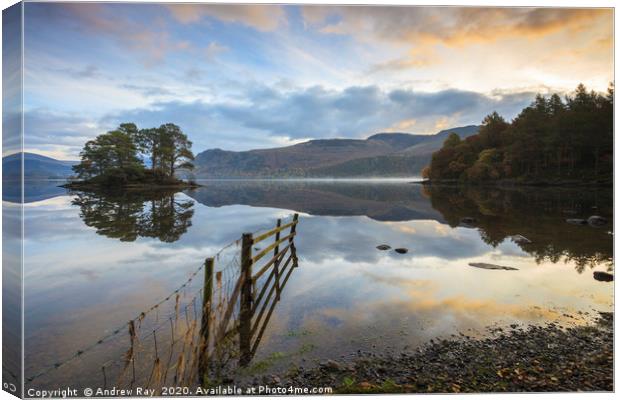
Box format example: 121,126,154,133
425,84,613,185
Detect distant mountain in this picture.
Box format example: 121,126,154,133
2,152,78,180
193,125,479,178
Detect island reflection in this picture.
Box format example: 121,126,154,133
71,190,194,242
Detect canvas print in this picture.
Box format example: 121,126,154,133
1,1,614,397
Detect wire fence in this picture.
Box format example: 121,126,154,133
25,214,300,392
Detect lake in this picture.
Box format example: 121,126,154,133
13,180,613,390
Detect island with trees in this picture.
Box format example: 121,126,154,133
64,122,199,190
423,84,613,186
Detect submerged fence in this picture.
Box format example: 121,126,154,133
26,214,300,391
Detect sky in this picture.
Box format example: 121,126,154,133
17,2,614,159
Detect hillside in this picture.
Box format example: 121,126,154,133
2,152,77,180
2,125,479,181
193,125,479,178
427,85,612,186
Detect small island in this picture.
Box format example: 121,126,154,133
63,122,200,191
422,84,613,187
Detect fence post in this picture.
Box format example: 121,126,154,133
290,214,299,266
273,219,282,301
239,233,253,366
198,257,214,385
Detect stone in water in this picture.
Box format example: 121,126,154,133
593,271,613,282
468,262,518,271
510,234,532,244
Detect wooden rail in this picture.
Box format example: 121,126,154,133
251,220,296,244
82,214,302,390
199,213,300,380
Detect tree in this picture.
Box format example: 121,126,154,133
443,132,461,148
478,112,509,149
421,165,431,179
426,83,613,184
135,127,160,171
73,125,144,183
156,123,195,178
466,149,501,181
72,122,196,185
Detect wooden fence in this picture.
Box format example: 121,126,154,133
198,214,299,383
25,214,300,392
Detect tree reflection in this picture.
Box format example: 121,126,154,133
425,185,613,272
71,190,194,242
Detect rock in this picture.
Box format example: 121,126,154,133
587,216,607,227
394,248,408,254
460,217,476,224
593,271,613,282
510,234,532,244
468,262,519,271
376,244,391,250
321,359,343,371
271,375,281,384
566,218,587,225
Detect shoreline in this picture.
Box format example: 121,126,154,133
60,181,202,191
250,313,613,393
415,179,612,188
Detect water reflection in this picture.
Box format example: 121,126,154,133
16,180,613,272
20,180,613,392
186,181,613,271
425,185,613,272
71,190,194,242
186,180,444,222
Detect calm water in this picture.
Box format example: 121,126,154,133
12,180,613,389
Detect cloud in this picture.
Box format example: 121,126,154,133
101,84,535,154
48,3,192,66
369,46,442,73
166,4,285,31
204,41,228,59
24,109,102,159
42,64,103,81
24,81,538,159
302,6,611,47
119,84,174,97
303,6,612,82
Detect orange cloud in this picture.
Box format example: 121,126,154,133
369,46,442,73
303,6,612,48
383,118,418,133
166,4,285,31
